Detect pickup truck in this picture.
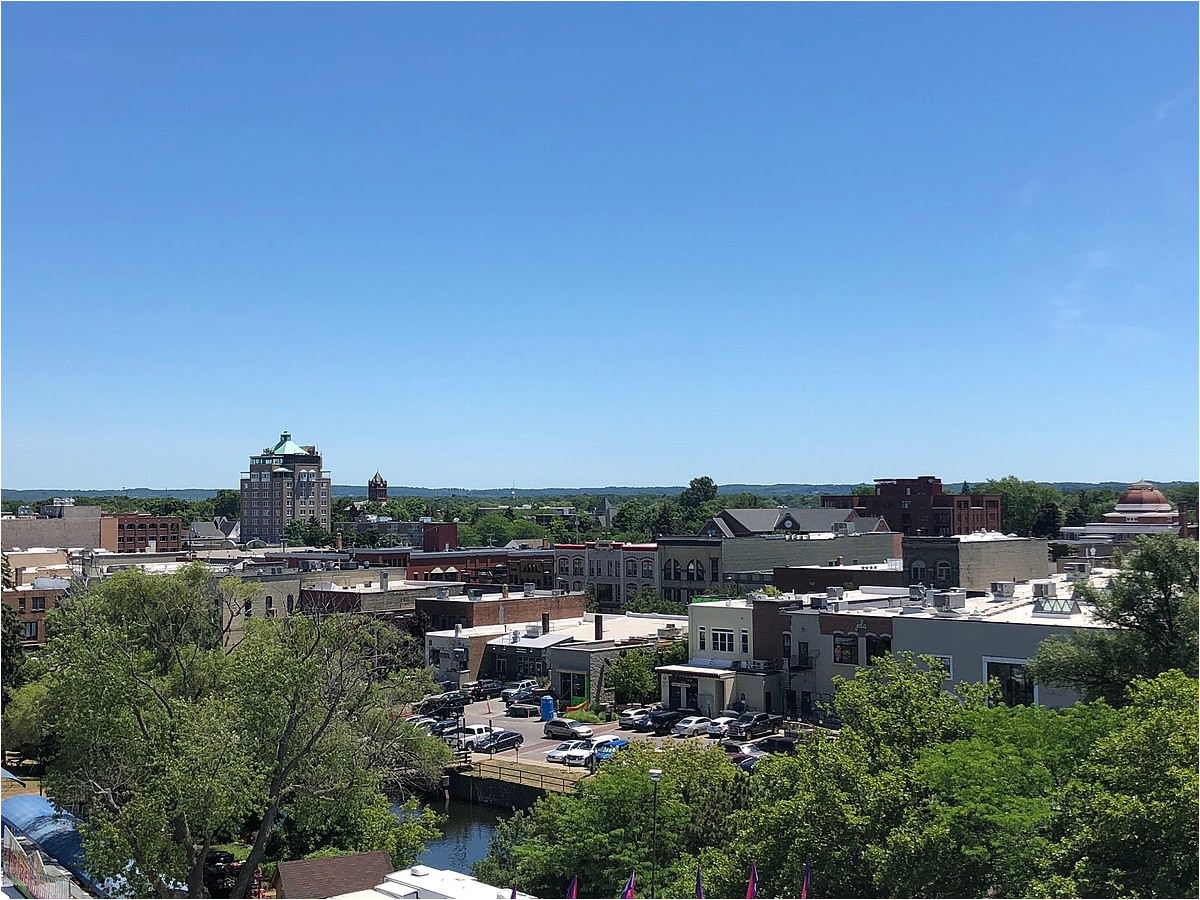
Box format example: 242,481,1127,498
726,712,784,740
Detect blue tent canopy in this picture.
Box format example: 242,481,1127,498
0,795,109,898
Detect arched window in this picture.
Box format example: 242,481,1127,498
286,594,294,614
572,556,585,576
245,598,254,619
935,560,952,581
642,559,653,578
686,559,705,582
664,560,673,581
910,560,926,583
625,559,637,577
558,558,570,575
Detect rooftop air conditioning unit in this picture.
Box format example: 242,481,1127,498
943,590,967,609
435,587,450,600
523,584,536,597
524,624,542,637
1033,581,1057,598
827,586,845,600
929,591,949,608
909,585,926,601
811,595,828,609
990,581,1016,597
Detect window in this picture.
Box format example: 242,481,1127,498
710,558,719,582
573,557,584,576
245,599,253,619
31,596,45,612
17,598,26,613
833,635,859,665
642,559,653,578
783,632,792,658
711,629,734,653
572,581,583,592
626,559,637,577
265,596,275,617
685,559,705,582
286,594,294,614
927,655,953,681
627,584,638,600
865,634,892,665
910,560,926,583
935,560,952,581
985,658,1036,707
608,561,614,577
24,621,38,640
740,629,749,655
698,627,706,651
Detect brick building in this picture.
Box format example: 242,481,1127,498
415,585,586,632
240,431,332,544
821,476,1001,536
368,470,388,503
2,577,70,648
902,533,1050,591
114,513,183,553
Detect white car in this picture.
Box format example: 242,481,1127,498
618,707,654,728
562,736,625,768
443,724,495,752
545,740,591,764
705,716,739,739
672,715,712,737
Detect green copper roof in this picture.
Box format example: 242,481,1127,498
271,431,309,456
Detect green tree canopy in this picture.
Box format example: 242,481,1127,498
1029,534,1199,704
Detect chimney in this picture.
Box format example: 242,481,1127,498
335,533,343,551
594,614,603,641
1179,501,1190,537
380,570,388,591
502,584,510,599
542,612,550,634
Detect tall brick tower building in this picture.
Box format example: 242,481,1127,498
239,431,332,544
368,470,388,503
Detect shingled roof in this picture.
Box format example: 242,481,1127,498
272,851,394,899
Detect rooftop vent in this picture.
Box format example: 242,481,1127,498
827,586,845,600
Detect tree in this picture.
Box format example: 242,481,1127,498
2,603,26,708
39,565,449,898
1029,534,1198,704
851,484,876,497
1034,671,1199,898
284,517,335,548
975,477,1064,536
212,489,241,521
626,588,686,616
679,477,718,510
605,650,657,704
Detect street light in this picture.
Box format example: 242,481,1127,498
649,768,663,899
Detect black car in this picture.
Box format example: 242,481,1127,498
418,691,470,717
429,718,462,737
753,736,799,756
648,708,696,736
468,679,504,701
475,730,524,755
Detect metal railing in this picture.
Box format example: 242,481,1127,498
471,760,581,794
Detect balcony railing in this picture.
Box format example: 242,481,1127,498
790,655,814,671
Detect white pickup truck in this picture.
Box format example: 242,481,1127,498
443,724,496,752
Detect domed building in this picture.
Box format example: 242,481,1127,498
1060,480,1188,549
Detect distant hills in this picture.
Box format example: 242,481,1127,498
3,480,1195,502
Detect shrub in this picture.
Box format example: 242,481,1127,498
566,710,602,724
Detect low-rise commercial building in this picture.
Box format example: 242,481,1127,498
553,541,658,607
903,533,1050,591
2,577,71,648
113,512,183,553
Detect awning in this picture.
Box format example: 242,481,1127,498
445,566,458,574
430,567,444,574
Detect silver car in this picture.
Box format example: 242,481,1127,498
705,716,739,739
672,715,712,737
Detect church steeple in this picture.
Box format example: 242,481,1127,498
368,470,388,503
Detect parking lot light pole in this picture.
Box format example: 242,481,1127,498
649,768,663,899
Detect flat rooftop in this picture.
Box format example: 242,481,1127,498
427,611,688,645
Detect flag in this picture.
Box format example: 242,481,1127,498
510,887,517,899
695,865,705,899
620,871,636,899
801,861,811,900
566,875,578,899
745,862,759,899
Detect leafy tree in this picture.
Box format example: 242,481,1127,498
1029,534,1198,704
975,477,1064,536
679,477,718,510
38,565,449,898
2,602,26,707
850,484,876,496
1034,671,1199,898
283,517,335,548
626,587,686,616
2,677,55,760
2,553,14,589
212,489,241,521
606,651,657,704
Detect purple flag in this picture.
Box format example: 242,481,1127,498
566,875,578,899
745,862,759,899
801,861,811,900
695,866,705,899
620,871,636,899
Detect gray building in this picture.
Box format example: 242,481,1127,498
1,500,114,551
553,540,659,607
903,534,1050,591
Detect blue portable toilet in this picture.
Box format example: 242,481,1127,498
539,694,556,721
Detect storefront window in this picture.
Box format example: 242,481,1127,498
833,635,859,665
865,635,892,665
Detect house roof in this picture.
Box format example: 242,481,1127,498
704,508,860,537
273,851,395,899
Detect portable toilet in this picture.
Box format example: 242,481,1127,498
539,694,556,721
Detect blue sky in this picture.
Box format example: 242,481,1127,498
3,3,1196,490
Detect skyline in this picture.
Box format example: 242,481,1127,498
3,4,1197,488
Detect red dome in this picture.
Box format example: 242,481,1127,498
1119,481,1169,507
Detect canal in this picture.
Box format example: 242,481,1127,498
402,799,508,872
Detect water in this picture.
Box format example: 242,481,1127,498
394,799,506,873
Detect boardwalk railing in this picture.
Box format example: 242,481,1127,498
471,760,583,794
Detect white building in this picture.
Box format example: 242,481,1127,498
332,865,537,900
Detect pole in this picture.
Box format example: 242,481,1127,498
650,779,659,899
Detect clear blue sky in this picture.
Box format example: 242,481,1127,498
3,3,1196,490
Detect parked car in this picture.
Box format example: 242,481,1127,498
618,706,656,729
475,730,524,755
705,716,739,739
593,738,631,762
648,708,696,736
738,756,761,773
544,718,594,740
418,691,470,718
562,735,626,767
727,751,761,767
726,712,784,740
430,718,462,737
753,736,799,756
545,740,591,764
500,680,539,703
672,715,712,737
505,703,541,718
508,687,558,708
468,679,505,701
443,724,496,752
407,716,438,732
720,740,758,755
630,713,658,733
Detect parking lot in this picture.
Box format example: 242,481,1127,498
448,699,705,765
